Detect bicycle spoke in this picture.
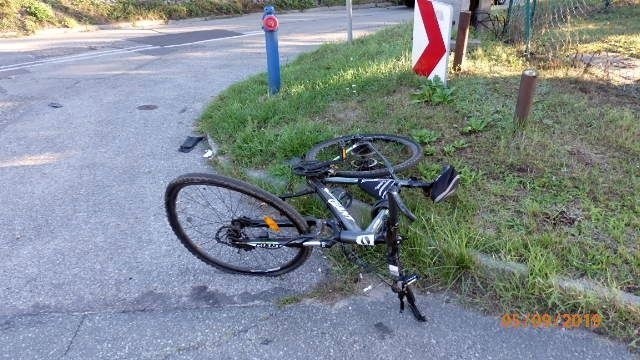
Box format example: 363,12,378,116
172,178,305,273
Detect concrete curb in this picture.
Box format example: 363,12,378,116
471,251,640,310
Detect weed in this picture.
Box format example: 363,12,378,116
277,294,303,307
443,139,468,155
23,1,54,22
410,77,455,105
423,145,437,156
462,117,491,134
411,129,440,144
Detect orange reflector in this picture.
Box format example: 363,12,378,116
264,216,280,232
342,147,347,160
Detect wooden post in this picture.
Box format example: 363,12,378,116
453,11,471,72
514,69,538,128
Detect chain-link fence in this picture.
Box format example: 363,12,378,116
497,0,639,96
503,0,610,55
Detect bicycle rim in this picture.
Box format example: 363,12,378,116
165,173,311,276
305,134,423,178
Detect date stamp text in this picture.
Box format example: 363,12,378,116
500,313,602,329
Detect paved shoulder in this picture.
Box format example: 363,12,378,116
1,291,634,359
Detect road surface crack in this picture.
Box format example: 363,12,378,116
60,314,86,358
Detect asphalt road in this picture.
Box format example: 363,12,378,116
0,6,636,359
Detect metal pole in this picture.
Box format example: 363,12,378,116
453,11,471,72
524,0,532,56
262,6,281,95
346,0,353,43
531,0,537,20
504,0,513,29
503,0,515,37
514,69,538,128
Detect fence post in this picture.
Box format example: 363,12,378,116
503,0,516,36
514,69,538,128
453,11,472,72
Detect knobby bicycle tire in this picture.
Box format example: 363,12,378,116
165,173,312,276
305,134,423,178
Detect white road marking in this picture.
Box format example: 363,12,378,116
0,31,263,73
0,45,154,71
162,31,262,48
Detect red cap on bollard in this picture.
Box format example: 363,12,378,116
263,15,279,31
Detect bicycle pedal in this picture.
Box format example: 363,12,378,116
403,274,419,286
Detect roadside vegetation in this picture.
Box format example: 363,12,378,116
0,0,388,35
201,2,639,349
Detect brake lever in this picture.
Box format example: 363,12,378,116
389,191,417,222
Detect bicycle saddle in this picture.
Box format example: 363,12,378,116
429,165,459,203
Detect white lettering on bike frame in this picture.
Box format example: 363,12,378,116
323,188,356,223
360,179,395,198
356,234,375,246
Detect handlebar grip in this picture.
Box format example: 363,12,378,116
390,191,417,222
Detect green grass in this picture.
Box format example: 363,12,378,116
505,0,640,61
201,3,639,349
570,2,640,58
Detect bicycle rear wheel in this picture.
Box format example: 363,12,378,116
165,173,311,276
305,134,423,178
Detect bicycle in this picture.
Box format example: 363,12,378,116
165,134,459,321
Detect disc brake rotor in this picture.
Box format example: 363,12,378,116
215,225,254,251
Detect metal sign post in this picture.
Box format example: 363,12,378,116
262,6,281,94
347,0,353,43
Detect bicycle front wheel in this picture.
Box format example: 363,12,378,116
305,134,423,178
165,173,311,276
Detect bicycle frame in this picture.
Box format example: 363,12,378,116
304,177,391,247
310,175,427,321
231,176,413,249
167,134,457,321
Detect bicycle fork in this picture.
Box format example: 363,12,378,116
385,189,427,322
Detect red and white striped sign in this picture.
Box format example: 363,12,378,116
412,0,452,82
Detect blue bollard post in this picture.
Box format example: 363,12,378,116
262,6,281,95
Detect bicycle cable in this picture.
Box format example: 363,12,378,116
341,243,394,287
